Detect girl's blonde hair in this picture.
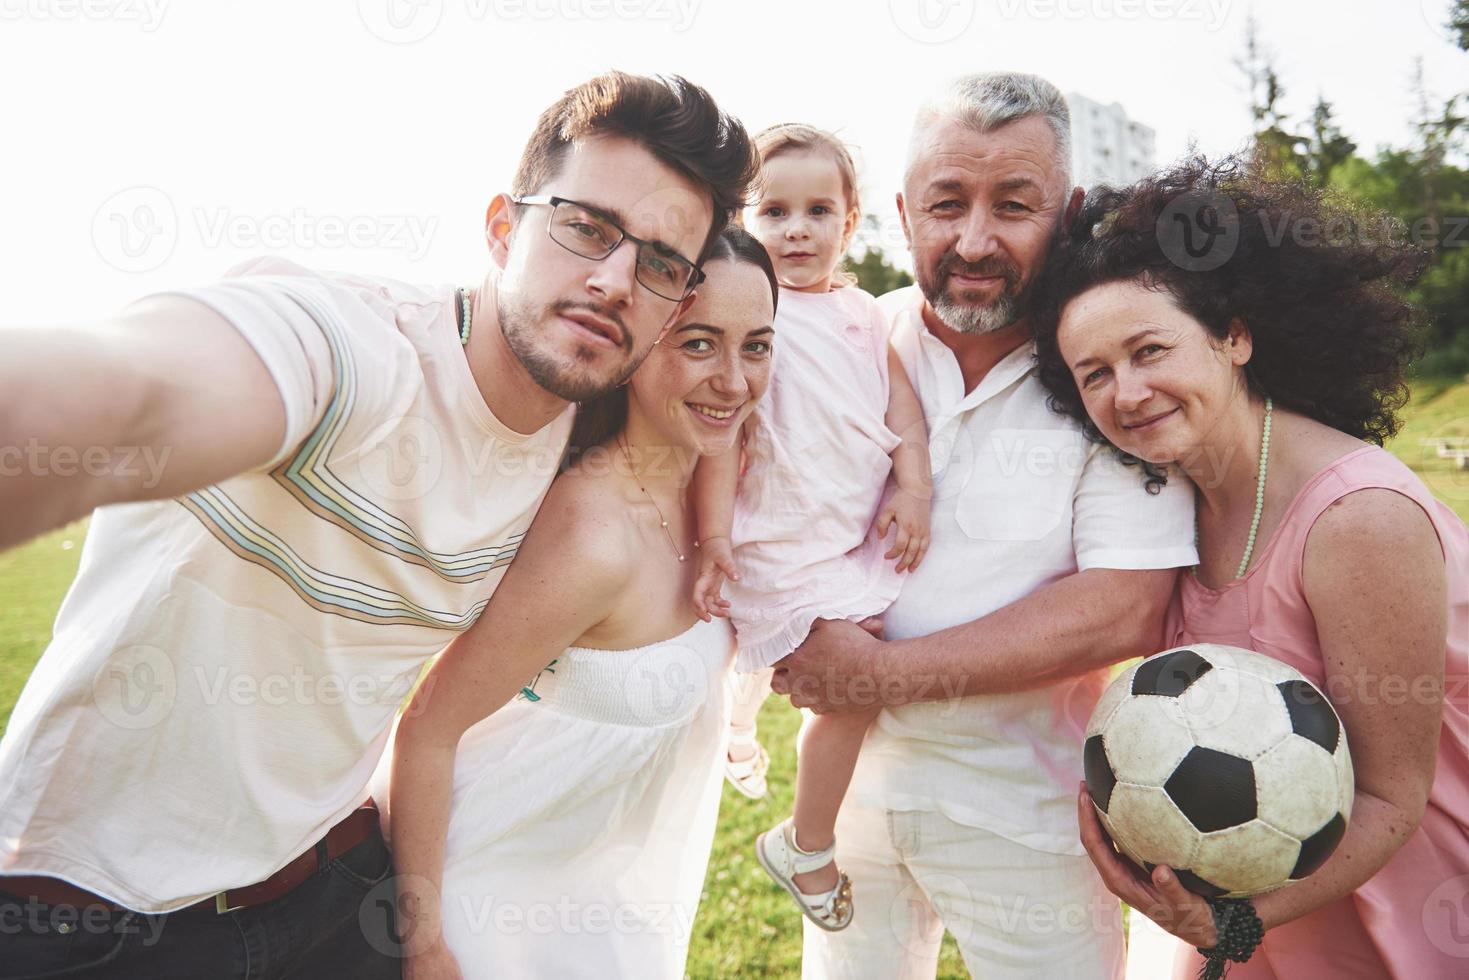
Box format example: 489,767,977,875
751,122,862,284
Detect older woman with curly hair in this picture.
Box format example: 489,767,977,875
1033,158,1469,978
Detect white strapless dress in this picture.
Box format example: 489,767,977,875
374,616,734,979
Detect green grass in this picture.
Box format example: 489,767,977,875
2,381,1465,977
689,699,970,978
1384,378,1469,526
0,520,85,736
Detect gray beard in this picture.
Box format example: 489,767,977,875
929,287,1025,335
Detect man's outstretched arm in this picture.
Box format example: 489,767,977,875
1,296,286,551
773,566,1179,711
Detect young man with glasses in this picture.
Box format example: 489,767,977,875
0,71,755,979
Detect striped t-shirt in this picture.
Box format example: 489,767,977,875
0,257,573,911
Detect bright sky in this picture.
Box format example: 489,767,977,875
2,0,1464,322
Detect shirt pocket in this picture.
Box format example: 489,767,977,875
953,428,1083,542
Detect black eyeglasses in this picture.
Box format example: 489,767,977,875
512,195,705,302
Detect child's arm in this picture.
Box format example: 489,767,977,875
691,441,741,621
876,346,932,573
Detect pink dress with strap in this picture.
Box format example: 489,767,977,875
1164,445,1469,979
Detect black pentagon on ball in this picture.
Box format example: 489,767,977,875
1290,813,1347,880
1277,679,1340,754
1172,868,1229,899
1083,735,1117,813
1164,747,1257,832
1132,648,1213,697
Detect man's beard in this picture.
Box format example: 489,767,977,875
500,292,642,403
918,251,1031,335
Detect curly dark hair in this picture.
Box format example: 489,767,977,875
1032,156,1429,493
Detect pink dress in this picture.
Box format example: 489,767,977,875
727,286,905,672
1165,445,1469,979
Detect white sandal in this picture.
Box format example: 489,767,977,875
724,727,769,800
755,818,854,932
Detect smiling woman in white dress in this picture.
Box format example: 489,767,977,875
374,228,780,980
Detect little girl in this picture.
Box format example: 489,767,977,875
692,123,931,931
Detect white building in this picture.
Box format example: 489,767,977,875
1067,92,1156,188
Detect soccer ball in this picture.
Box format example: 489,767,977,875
1084,644,1354,898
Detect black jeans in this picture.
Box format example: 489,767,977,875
0,829,402,979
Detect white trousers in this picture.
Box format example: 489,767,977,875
802,804,1126,980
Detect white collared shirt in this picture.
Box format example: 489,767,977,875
849,286,1197,855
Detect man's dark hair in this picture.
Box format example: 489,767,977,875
513,71,758,261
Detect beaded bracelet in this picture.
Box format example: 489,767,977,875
1195,897,1264,980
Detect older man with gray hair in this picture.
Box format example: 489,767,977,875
774,73,1198,978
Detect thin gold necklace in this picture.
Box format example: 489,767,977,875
618,435,686,562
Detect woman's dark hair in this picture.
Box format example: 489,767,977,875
513,72,760,262
563,227,779,467
1033,155,1429,493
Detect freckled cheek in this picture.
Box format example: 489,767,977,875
745,363,772,405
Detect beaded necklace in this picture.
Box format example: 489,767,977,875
1235,397,1274,577
1196,397,1273,581
456,287,471,346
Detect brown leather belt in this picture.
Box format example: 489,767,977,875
0,801,380,915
